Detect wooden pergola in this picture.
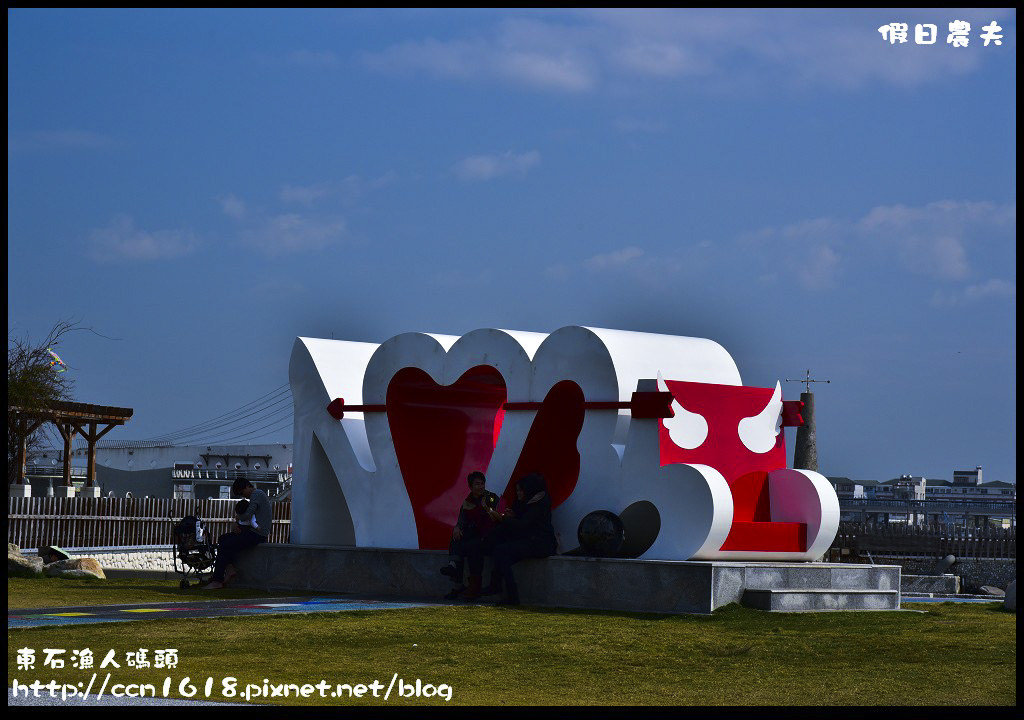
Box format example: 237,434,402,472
10,401,133,487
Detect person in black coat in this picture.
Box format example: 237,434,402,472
480,472,558,605
440,471,500,600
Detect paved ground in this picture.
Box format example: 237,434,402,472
10,592,1002,630
8,596,440,629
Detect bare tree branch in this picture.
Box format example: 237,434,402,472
8,319,80,484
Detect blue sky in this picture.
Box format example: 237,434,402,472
7,9,1016,483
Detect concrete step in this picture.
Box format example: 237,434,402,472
742,588,901,612
901,574,960,595
736,564,901,593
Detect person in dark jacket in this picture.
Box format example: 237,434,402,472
480,472,558,605
441,471,499,600
201,478,270,590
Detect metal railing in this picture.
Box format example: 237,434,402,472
8,496,291,549
840,498,1016,514
24,465,89,478
829,521,1016,560
24,465,292,482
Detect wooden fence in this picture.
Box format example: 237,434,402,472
7,496,291,549
829,522,1015,560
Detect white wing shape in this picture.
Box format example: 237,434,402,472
737,380,782,454
657,372,707,450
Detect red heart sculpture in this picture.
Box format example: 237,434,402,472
387,368,586,550
498,380,585,510
387,365,507,549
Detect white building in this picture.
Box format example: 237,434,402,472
29,443,293,499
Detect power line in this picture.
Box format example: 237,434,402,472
142,393,293,445
82,384,295,449
139,385,292,443
198,415,295,446
173,404,294,446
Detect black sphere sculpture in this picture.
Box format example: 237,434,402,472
577,510,625,557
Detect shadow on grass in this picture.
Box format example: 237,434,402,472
986,603,1015,615
485,600,754,623
7,576,339,610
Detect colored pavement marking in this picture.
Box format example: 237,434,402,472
44,612,95,617
9,597,440,628
120,608,174,613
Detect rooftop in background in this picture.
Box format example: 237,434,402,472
10,400,134,421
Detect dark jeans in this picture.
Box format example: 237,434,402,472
212,528,266,581
448,530,488,580
487,535,556,600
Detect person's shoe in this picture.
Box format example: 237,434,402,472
478,584,501,596
440,562,461,580
443,585,465,600
200,581,224,590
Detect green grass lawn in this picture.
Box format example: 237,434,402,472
8,575,317,608
7,577,1016,706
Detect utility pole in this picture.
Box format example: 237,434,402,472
785,370,830,473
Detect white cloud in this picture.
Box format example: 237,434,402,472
280,183,334,206
364,38,480,79
964,278,1016,301
90,215,198,263
364,19,598,93
226,180,380,255
361,9,1011,94
797,244,841,290
240,214,347,256
544,263,572,280
219,194,247,221
744,200,1015,289
454,150,541,182
612,40,708,78
544,198,1013,298
739,217,844,290
496,48,596,92
584,246,645,271
932,279,1017,307
858,200,1014,281
279,173,398,206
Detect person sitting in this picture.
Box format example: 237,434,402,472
201,479,270,590
234,498,259,532
480,472,558,605
441,471,499,601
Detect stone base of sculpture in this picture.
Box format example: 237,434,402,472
233,544,901,614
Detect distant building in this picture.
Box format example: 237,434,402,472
889,475,927,501
827,466,1016,527
830,478,866,499
27,443,293,500
953,466,983,486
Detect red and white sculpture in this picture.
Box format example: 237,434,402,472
289,326,839,561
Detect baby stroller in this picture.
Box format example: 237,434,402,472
170,515,217,589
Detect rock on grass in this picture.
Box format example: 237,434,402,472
8,543,44,578
43,557,106,580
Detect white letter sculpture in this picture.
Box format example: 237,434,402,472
289,326,839,561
